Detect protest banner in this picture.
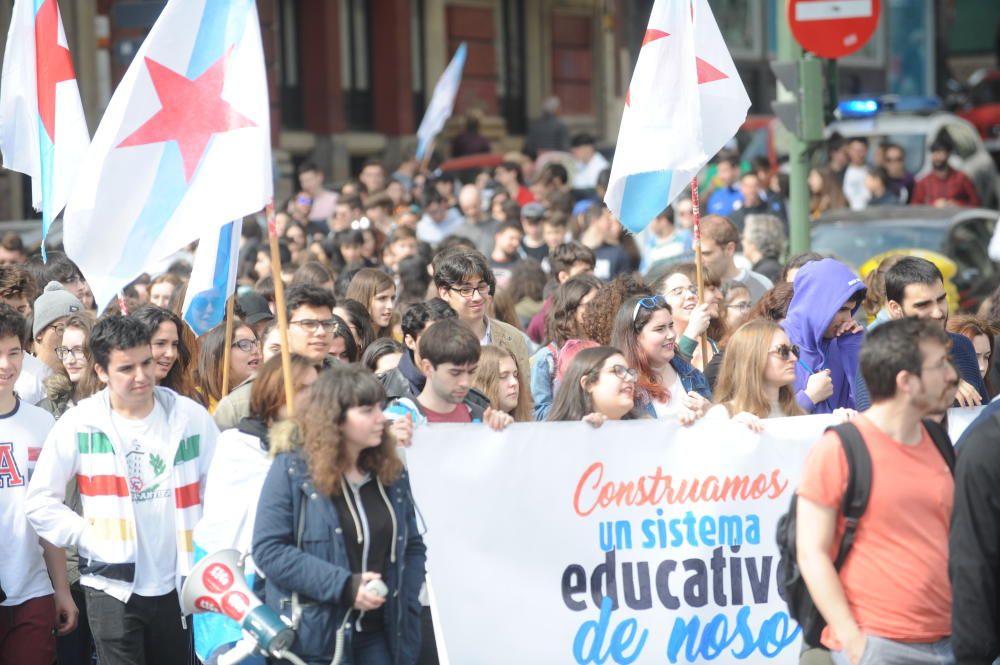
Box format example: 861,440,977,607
407,414,840,665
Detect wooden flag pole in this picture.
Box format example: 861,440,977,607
418,139,436,175
266,203,296,416
220,294,236,398
690,178,709,370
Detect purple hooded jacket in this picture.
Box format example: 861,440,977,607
781,258,866,413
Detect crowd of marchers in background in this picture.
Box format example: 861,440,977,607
1,101,999,665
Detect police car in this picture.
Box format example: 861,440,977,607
827,97,998,207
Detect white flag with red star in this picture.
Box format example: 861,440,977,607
63,0,272,310
605,0,750,233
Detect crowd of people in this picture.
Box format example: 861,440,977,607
0,131,999,665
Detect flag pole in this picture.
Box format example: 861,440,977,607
220,294,236,398
690,178,709,370
266,202,296,416
419,139,436,175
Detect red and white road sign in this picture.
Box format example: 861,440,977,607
788,0,881,59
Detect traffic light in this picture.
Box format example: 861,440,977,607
770,58,824,143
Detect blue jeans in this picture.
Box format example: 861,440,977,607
350,630,391,665
831,636,954,665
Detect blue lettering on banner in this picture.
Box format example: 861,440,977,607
666,606,799,662
573,596,648,664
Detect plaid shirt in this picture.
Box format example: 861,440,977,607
910,168,980,207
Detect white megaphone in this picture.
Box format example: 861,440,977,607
181,549,299,665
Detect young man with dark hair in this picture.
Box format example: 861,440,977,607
526,242,596,343
416,188,463,244
842,136,871,210
26,315,218,665
700,214,773,303
489,221,525,270
569,133,609,192
214,284,337,430
519,202,549,262
881,256,987,407
0,265,51,405
291,161,338,234
0,231,28,265
0,305,77,665
579,203,629,281
414,318,511,430
706,151,743,216
380,298,457,401
796,318,958,665
42,254,94,311
910,139,980,208
433,249,529,369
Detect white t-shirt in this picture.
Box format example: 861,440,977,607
842,164,870,210
15,353,53,406
111,401,176,596
0,399,55,605
572,152,610,190
651,373,687,420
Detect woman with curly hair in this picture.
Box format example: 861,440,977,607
253,364,426,665
530,273,602,419
131,305,201,401
579,272,651,345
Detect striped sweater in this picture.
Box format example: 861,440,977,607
26,387,218,602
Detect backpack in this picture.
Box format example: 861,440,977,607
775,418,955,648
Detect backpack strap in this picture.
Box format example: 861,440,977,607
921,418,956,474
826,422,872,569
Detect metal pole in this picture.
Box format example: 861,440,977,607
778,0,811,255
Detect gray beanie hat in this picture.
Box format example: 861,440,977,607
33,281,84,338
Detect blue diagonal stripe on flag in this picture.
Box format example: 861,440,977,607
183,218,242,336
619,170,674,233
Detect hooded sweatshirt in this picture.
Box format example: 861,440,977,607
782,259,866,414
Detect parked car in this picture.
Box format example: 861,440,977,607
827,101,998,208
810,206,999,312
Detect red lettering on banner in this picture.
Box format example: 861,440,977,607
573,462,790,516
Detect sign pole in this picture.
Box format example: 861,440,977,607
690,179,709,371
266,202,296,416
220,294,236,398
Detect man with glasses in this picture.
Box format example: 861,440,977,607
433,249,530,371
213,284,337,430
796,318,958,665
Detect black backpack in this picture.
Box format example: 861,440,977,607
775,419,956,648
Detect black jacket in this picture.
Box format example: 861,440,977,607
950,401,1000,665
380,353,492,421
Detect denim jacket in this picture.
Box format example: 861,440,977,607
637,355,712,419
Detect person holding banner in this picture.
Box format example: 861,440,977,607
252,364,426,665
547,346,641,425
610,295,711,425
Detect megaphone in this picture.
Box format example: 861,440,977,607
182,549,296,664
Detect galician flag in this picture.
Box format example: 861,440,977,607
0,0,90,259
415,42,467,160
605,0,751,233
182,218,242,336
63,0,272,311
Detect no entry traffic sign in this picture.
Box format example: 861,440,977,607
788,0,881,59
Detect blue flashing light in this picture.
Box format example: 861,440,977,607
839,99,879,117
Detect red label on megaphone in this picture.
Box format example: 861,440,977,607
195,596,221,613
202,563,235,594
222,591,251,621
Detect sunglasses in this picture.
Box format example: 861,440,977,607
769,344,800,361
631,295,667,322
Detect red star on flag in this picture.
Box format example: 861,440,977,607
626,28,729,106
118,50,257,182
35,0,76,141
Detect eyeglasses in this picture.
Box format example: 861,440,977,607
769,344,800,361
47,323,67,336
631,295,667,322
608,364,638,382
665,284,699,298
449,283,493,299
290,319,339,334
727,302,752,312
231,338,260,353
56,346,86,361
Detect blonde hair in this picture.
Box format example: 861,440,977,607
713,320,803,419
474,345,533,421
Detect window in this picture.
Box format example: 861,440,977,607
339,0,373,130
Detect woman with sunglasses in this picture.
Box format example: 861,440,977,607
547,346,642,425
196,319,263,413
610,295,711,426
652,263,726,371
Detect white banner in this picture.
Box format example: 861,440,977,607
407,414,846,665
